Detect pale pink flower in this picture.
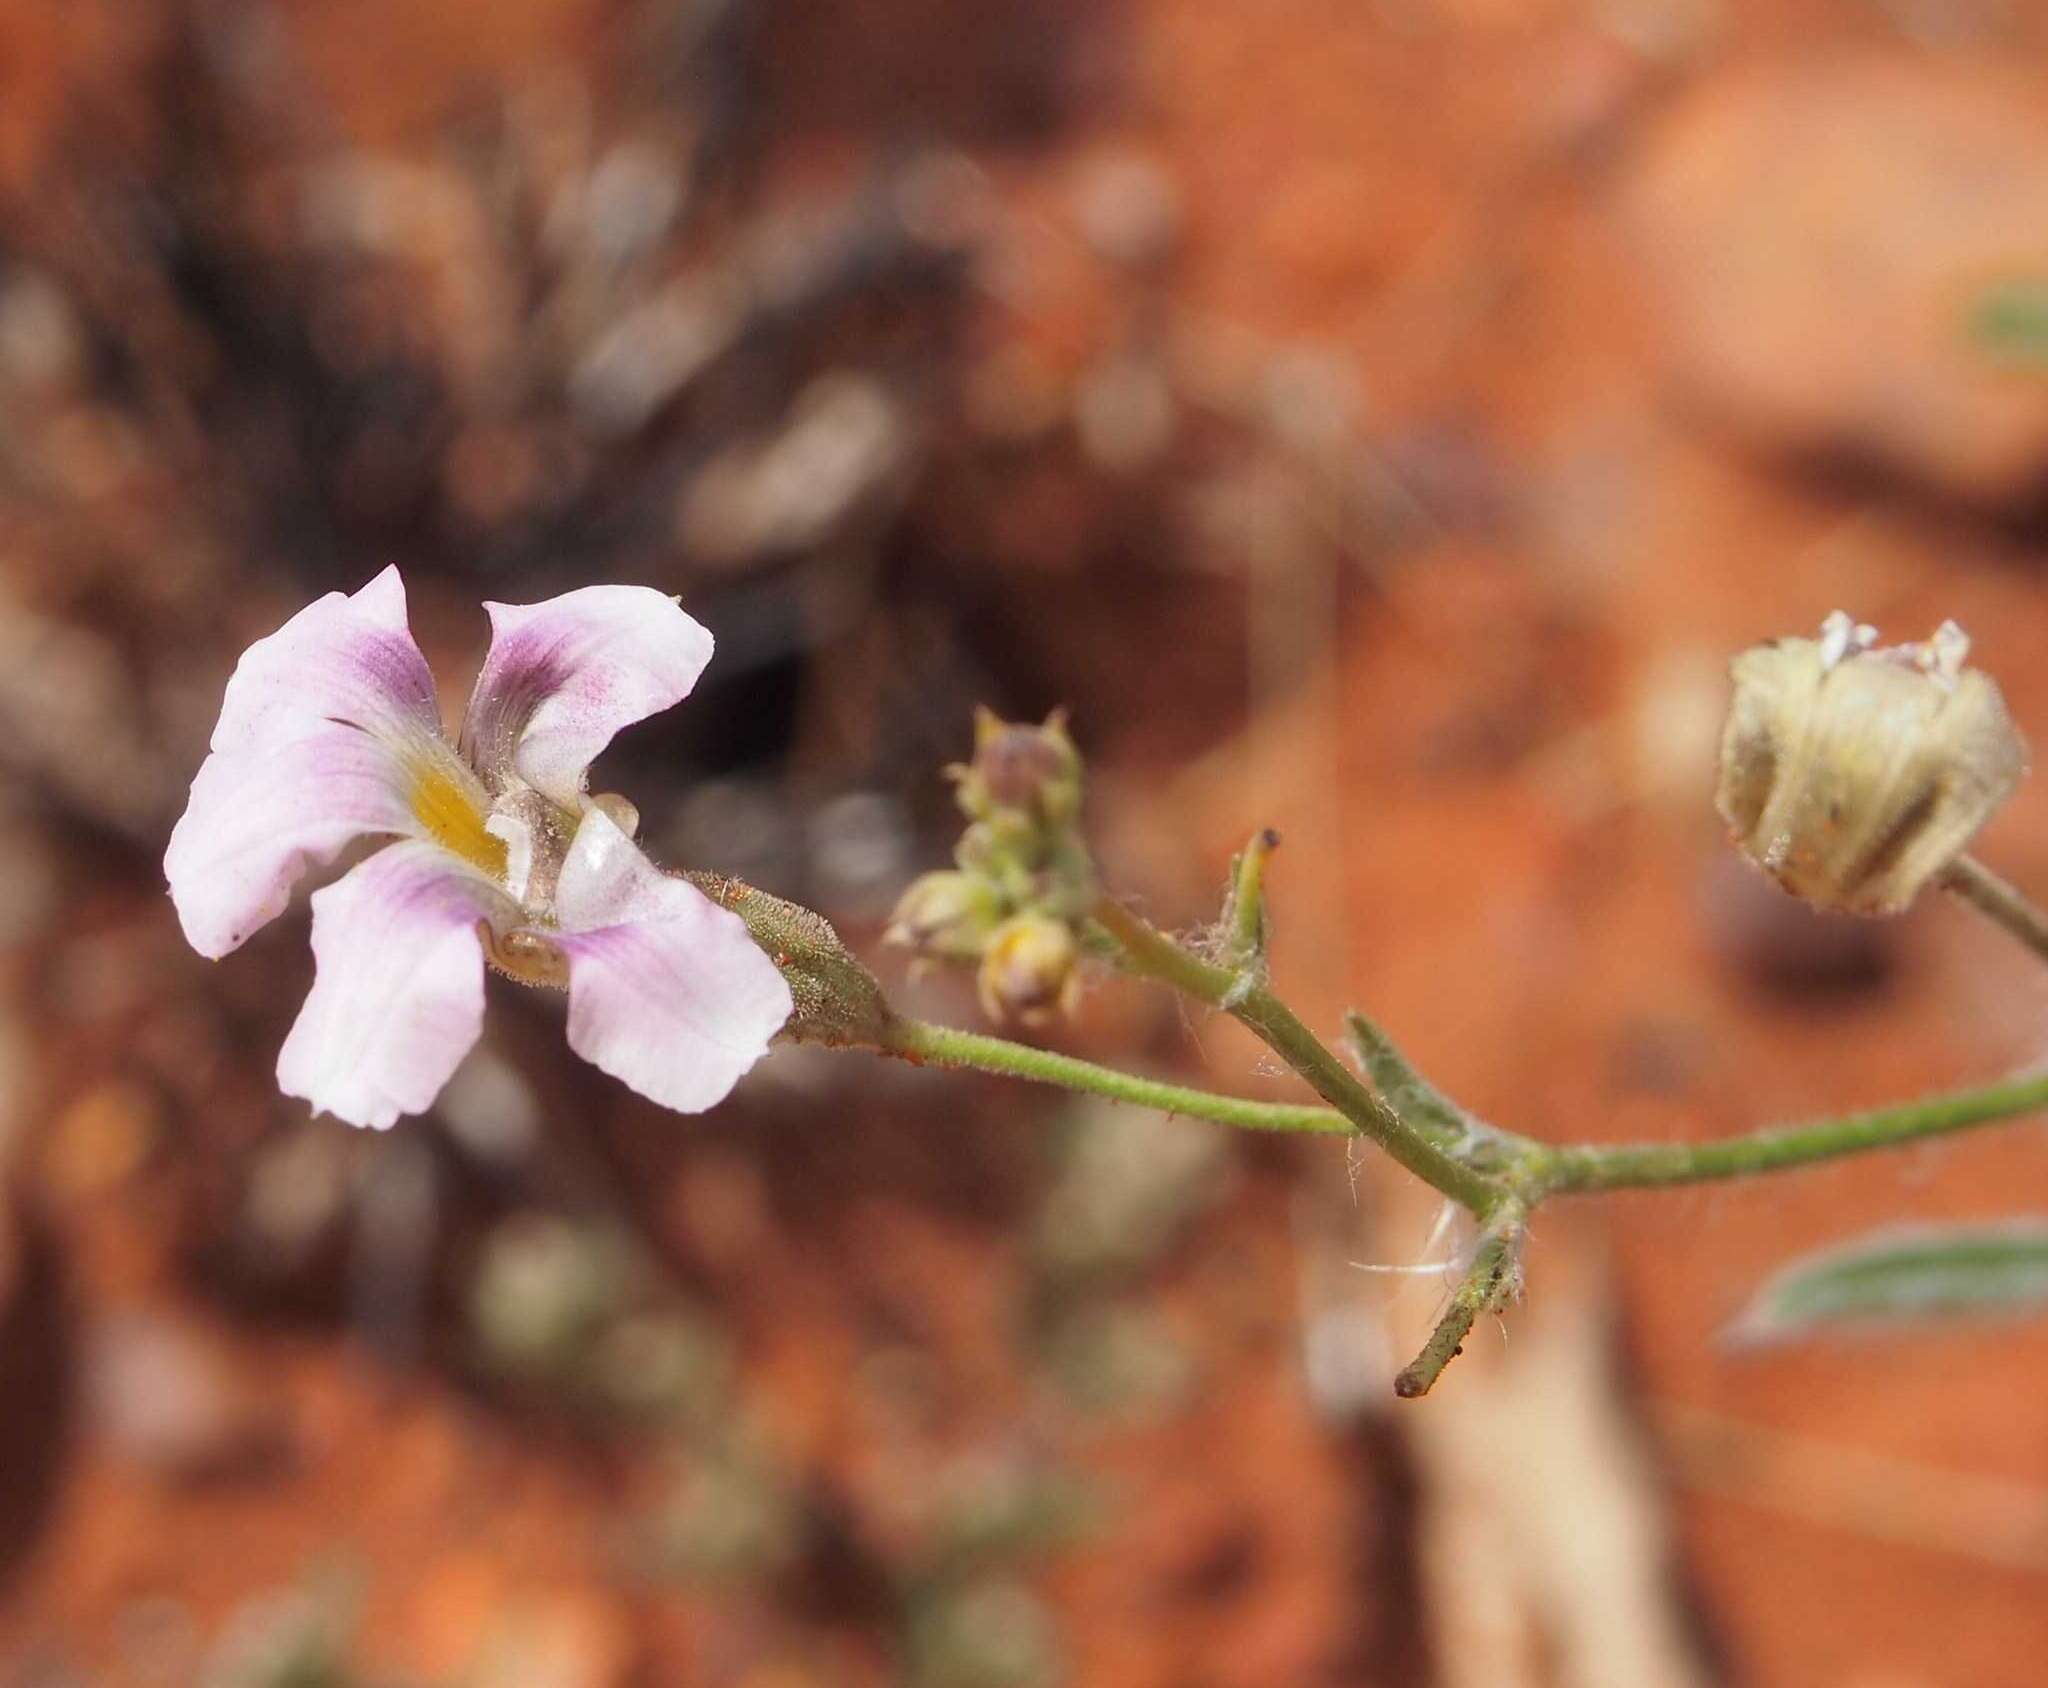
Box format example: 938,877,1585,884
165,567,793,1129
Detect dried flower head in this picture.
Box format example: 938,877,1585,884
1717,612,2027,915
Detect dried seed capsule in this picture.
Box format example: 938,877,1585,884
1717,613,2027,915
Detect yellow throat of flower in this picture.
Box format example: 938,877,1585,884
410,756,508,880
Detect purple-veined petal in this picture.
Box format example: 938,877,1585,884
458,585,714,806
547,808,791,1114
166,566,456,957
166,727,424,959
277,841,516,1130
210,564,441,757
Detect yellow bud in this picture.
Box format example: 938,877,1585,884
977,914,1081,1024
885,870,1001,962
1717,613,2027,915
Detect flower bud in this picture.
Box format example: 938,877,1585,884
977,914,1082,1024
886,869,1002,961
1717,613,2027,915
954,708,1083,827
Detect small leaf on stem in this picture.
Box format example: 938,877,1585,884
1222,828,1279,970
1345,1013,1482,1142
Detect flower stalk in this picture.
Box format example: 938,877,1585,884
1941,853,2048,970
875,1018,1356,1136
849,993,2048,1208
1533,1070,2048,1196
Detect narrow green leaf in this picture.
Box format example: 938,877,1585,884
1341,1012,1532,1175
1730,1220,2048,1343
1344,1012,1480,1140
1221,828,1280,970
1968,278,2048,367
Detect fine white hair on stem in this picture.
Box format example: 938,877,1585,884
1416,1196,1460,1260
1347,1197,1464,1279
1347,1260,1459,1278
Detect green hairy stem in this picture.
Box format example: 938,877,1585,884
1536,1071,2048,1195
877,1019,1353,1135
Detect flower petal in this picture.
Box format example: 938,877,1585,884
166,726,425,958
277,841,514,1130
211,564,441,757
166,566,451,958
548,808,791,1114
458,586,714,806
